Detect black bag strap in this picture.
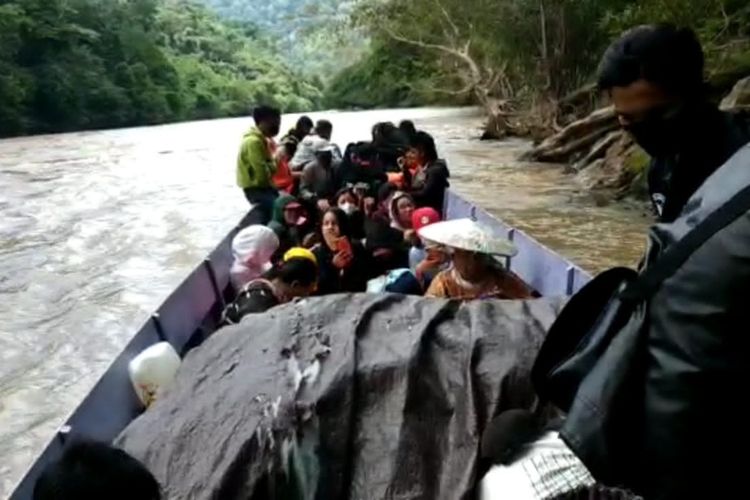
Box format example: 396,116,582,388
621,182,750,303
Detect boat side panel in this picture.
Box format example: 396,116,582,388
443,190,591,295
207,227,237,297
157,258,224,352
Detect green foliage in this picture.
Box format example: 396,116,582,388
324,40,454,109
334,0,750,110
0,0,321,138
601,0,750,92
199,0,367,81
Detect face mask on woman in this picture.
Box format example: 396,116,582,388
338,202,357,215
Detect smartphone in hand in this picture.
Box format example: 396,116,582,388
336,236,352,256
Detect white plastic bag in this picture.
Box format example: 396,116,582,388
129,342,181,408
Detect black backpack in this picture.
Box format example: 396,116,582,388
531,180,750,484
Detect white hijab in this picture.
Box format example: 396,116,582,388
389,192,413,231
230,225,279,291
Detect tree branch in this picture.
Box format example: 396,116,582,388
382,25,480,85
424,80,476,95
383,26,461,56
433,0,460,39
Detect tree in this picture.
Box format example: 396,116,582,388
0,0,322,138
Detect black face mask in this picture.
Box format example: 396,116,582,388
623,103,689,158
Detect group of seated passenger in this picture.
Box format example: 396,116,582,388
227,116,533,324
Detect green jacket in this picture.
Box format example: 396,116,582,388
236,127,277,189
271,194,297,224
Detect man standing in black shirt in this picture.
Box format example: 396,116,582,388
598,25,749,222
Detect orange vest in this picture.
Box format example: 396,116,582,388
267,139,294,193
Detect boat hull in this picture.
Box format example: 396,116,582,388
8,191,590,499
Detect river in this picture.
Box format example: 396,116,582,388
0,107,650,496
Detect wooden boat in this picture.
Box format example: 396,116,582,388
8,189,591,499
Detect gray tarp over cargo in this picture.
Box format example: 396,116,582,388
117,294,563,500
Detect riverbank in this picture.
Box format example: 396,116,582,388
501,76,750,205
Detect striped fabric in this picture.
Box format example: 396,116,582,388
481,432,596,500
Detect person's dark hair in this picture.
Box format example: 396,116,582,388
372,122,397,143
321,207,352,238
377,182,398,204
412,131,438,162
266,257,317,287
33,441,161,500
335,186,356,203
297,115,313,130
365,219,403,252
597,24,705,98
399,120,417,141
253,105,281,124
315,119,333,136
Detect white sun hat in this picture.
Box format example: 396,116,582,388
417,218,518,257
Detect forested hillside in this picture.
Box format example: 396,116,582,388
202,0,349,35
0,0,320,137
200,0,366,81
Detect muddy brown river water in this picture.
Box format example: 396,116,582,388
0,107,650,496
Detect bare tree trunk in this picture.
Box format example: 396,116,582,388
521,106,618,161
539,0,551,90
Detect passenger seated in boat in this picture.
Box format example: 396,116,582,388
299,148,338,211
399,119,418,145
408,207,448,288
313,208,370,294
371,122,408,171
268,194,313,259
222,248,318,324
367,182,398,221
335,187,365,240
33,440,161,500
364,205,420,295
420,219,533,300
365,218,410,276
337,142,387,191
279,115,313,160
272,116,314,194
388,191,419,249
387,133,425,189
402,131,450,215
229,225,279,291
290,119,341,172
270,141,297,196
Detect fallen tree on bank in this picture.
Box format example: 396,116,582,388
520,76,750,201
521,106,618,163
353,0,607,140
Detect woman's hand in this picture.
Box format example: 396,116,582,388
332,237,354,270
332,249,353,269
317,198,330,212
